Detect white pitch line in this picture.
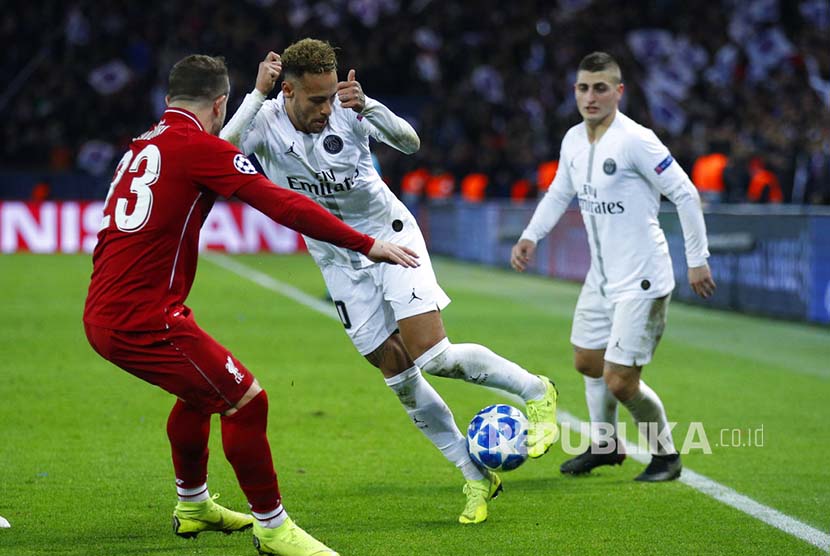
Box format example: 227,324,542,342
204,252,338,319
555,411,830,552
204,252,830,552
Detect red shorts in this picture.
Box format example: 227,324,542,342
84,307,254,414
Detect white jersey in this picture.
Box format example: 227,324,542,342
521,111,709,301
223,91,418,269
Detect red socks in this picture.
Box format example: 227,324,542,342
166,392,281,513
220,390,281,513
167,400,211,494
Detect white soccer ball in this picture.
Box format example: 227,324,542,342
466,404,529,471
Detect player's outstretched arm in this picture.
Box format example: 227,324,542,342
366,239,420,267
688,263,716,299
220,51,281,147
235,178,419,268
510,239,536,272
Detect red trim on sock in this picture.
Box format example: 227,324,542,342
177,486,208,498
253,505,285,521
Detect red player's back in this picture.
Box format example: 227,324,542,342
84,108,262,332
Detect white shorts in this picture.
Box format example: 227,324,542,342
570,284,670,367
321,239,450,356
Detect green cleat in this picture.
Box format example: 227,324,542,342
252,518,339,556
526,375,559,459
172,494,253,539
458,470,502,524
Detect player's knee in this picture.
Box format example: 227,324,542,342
603,372,623,398
225,380,264,416
573,355,594,376
604,371,637,401
573,349,603,378
367,334,414,378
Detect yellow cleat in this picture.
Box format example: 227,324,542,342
252,518,339,556
172,493,253,538
458,470,502,524
526,375,559,458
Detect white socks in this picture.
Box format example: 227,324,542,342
253,505,288,529
385,366,485,481
415,339,546,402
584,375,619,442
177,482,210,502
620,381,676,455
583,374,676,455
177,482,288,529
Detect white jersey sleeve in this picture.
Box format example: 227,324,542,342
627,131,710,268
220,89,267,152
520,144,577,243
353,96,420,154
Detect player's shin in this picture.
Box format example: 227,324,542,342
584,375,619,442
167,400,211,502
220,390,285,527
415,339,546,402
385,365,485,480
620,380,676,455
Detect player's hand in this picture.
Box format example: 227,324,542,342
337,69,365,113
367,239,420,267
511,239,536,272
688,263,716,299
255,51,282,96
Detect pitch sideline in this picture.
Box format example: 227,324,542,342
205,253,830,552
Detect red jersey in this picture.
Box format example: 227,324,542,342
84,108,373,331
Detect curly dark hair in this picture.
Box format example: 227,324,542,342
282,38,338,79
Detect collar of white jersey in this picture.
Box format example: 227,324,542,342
162,108,204,132
578,109,628,139
612,110,630,128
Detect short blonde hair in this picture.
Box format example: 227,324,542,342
282,38,337,79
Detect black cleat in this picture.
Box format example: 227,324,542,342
635,453,682,482
560,442,626,475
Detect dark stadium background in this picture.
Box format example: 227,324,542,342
3,0,829,202
1,0,829,324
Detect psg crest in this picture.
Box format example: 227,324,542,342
323,134,344,154
603,158,617,175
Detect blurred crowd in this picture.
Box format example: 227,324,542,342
2,0,829,204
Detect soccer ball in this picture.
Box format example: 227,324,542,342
466,404,529,472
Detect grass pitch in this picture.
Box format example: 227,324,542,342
0,253,827,555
